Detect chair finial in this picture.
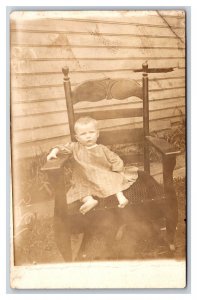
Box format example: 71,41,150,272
62,66,69,78
142,61,148,73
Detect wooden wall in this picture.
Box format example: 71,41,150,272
10,11,185,160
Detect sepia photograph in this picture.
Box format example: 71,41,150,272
10,9,187,289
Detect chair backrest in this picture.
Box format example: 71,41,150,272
62,62,150,171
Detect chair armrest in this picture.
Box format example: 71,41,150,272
145,136,181,156
41,155,70,172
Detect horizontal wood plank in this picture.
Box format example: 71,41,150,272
11,68,185,88
12,104,185,136
11,92,185,117
158,11,185,18
149,87,185,100
11,32,183,49
75,107,143,120
159,15,185,27
11,58,185,74
12,105,185,144
10,12,183,31
148,77,185,90
10,24,177,42
172,28,185,38
11,10,183,25
11,96,185,120
10,10,178,24
11,77,185,95
11,83,185,104
11,46,185,60
98,128,144,145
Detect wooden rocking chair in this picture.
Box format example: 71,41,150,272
42,62,180,261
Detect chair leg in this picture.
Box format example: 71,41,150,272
48,169,72,261
163,155,178,249
165,188,178,250
54,214,72,261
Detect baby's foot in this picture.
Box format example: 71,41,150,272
80,196,98,215
116,192,129,208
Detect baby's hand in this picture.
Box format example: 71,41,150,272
47,153,57,161
47,148,59,161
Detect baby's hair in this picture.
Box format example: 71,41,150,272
74,116,98,133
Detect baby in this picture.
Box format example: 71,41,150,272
47,117,138,215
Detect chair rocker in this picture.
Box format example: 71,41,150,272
42,62,180,261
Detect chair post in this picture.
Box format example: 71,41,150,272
142,62,150,174
62,66,75,141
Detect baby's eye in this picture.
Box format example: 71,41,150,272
78,132,85,136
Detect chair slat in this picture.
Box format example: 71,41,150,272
98,128,144,145
72,78,143,103
75,107,143,120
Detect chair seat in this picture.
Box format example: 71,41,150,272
67,171,165,216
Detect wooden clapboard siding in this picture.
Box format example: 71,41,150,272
12,87,185,117
12,96,185,132
12,112,185,160
11,58,185,74
11,47,185,60
157,11,185,42
12,113,184,160
149,87,185,100
11,83,185,105
12,78,185,103
10,10,185,30
11,35,183,49
172,28,185,38
10,26,178,42
13,104,185,144
157,11,185,27
11,68,185,88
10,11,186,159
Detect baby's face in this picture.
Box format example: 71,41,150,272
75,123,99,147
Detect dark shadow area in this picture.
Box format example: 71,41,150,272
14,177,185,265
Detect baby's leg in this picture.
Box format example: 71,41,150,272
116,191,129,208
80,195,98,215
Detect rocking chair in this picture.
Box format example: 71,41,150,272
42,62,180,261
